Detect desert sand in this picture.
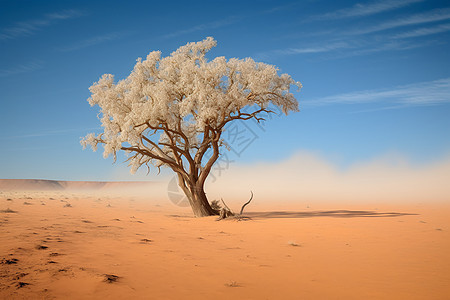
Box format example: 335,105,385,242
1,179,449,299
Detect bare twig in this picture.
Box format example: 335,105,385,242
239,191,253,215
217,192,254,221
220,198,232,213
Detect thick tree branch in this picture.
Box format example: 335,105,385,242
194,125,212,167
121,146,189,180
197,130,221,187
137,120,196,176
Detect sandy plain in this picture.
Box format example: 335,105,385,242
0,179,449,299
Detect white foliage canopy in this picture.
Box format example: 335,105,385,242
81,37,301,179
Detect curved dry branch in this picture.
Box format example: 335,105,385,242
216,191,254,221
239,191,253,215
220,198,233,213
121,145,189,181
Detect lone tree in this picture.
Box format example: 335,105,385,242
81,37,301,217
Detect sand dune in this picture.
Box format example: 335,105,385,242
1,182,449,299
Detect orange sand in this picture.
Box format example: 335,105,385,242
1,183,449,299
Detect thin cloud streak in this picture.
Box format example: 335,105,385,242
348,7,450,35
256,38,427,60
0,9,85,40
0,61,44,77
275,42,350,55
163,16,242,39
263,20,444,61
259,2,299,15
0,127,101,140
163,4,295,39
311,0,424,20
393,22,450,38
334,39,436,58
304,78,450,107
255,42,354,60
59,31,133,52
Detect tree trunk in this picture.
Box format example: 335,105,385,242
179,181,218,217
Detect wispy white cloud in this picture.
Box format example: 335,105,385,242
304,78,450,107
256,37,428,60
163,4,295,39
310,0,424,20
349,7,450,35
274,42,350,55
0,127,101,140
393,22,450,38
259,2,299,15
333,38,438,58
163,16,241,39
0,9,85,40
45,10,84,20
278,7,450,60
347,104,411,114
59,31,133,52
255,41,354,60
0,60,44,77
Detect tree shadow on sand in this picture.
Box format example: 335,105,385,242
246,210,417,219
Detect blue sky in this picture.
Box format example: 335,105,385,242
1,0,449,181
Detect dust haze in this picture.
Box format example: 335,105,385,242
203,151,450,205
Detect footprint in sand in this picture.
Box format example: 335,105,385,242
1,258,19,264
104,274,120,283
12,272,28,280
35,245,49,250
16,282,30,288
0,208,17,213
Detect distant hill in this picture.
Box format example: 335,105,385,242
0,179,154,191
